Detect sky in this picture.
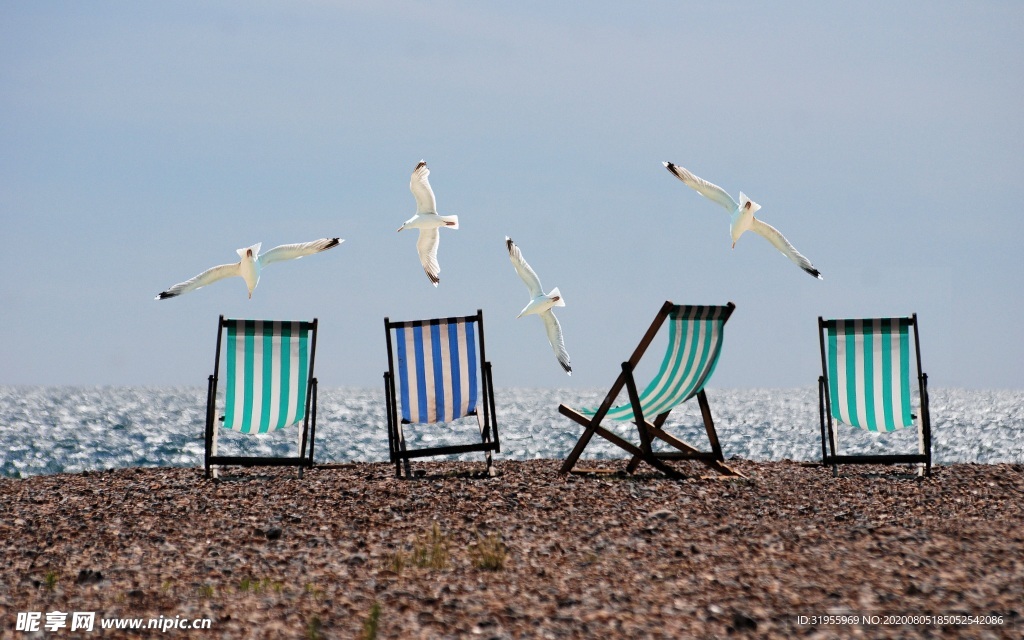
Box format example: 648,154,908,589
1,1,1021,391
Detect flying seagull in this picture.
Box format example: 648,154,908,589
663,161,822,279
156,237,342,300
506,236,571,375
397,160,459,286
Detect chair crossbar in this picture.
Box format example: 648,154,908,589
825,454,929,465
206,456,312,467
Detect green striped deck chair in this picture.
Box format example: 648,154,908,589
383,310,499,478
558,301,742,478
818,314,931,476
204,316,319,478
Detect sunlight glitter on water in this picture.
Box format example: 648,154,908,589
0,386,1021,477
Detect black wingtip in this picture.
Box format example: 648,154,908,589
414,160,427,171
505,236,514,252
664,161,678,175
561,362,572,375
324,237,341,250
156,291,177,300
804,266,823,280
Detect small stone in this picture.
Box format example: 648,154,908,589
648,508,677,521
76,569,103,585
730,611,758,631
347,553,368,565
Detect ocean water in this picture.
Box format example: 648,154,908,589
0,386,1021,478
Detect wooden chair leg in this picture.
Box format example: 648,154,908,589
558,404,601,473
395,422,411,478
477,412,496,476
696,390,724,461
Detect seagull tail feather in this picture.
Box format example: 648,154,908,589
548,287,565,307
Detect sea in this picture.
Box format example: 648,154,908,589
1,386,1021,478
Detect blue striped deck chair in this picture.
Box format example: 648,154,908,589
818,314,931,476
558,301,742,478
383,310,499,478
204,316,319,478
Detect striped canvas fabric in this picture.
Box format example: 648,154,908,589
825,318,914,432
223,320,310,434
582,305,729,422
394,319,478,424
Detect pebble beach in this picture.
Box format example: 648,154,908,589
2,458,1022,638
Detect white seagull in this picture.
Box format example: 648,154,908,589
396,160,459,286
506,237,571,375
156,237,342,300
663,161,823,279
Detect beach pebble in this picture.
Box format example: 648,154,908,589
1,459,1021,638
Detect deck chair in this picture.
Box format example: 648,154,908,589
204,316,319,479
383,310,499,478
558,301,742,478
818,314,931,476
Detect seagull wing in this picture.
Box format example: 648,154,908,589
663,162,739,212
156,262,240,299
750,218,823,279
540,310,572,374
416,227,441,286
259,238,343,267
410,160,437,214
505,237,544,298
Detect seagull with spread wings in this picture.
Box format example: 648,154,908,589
155,237,342,300
396,160,459,286
663,161,822,279
506,236,571,375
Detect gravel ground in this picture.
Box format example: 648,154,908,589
1,459,1022,639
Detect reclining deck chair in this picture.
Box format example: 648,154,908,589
204,316,319,479
383,310,499,478
559,301,742,478
818,314,931,476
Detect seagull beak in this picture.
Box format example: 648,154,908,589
396,225,404,232
731,242,736,249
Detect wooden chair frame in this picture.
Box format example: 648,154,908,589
204,316,318,479
558,301,742,479
817,313,932,476
383,310,499,478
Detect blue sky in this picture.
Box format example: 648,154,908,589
1,1,1021,390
